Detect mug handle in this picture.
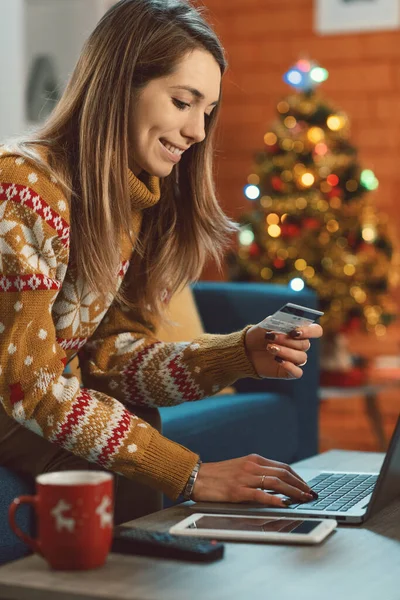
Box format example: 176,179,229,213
9,495,41,555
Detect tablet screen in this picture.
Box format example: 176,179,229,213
187,516,322,534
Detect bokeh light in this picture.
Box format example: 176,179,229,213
268,224,281,238
247,173,260,185
244,184,260,200
307,127,324,144
360,169,379,191
264,132,277,146
290,278,305,291
327,114,346,131
239,228,254,246
300,172,315,187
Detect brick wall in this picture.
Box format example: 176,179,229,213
201,0,400,302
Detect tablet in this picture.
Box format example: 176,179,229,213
169,513,337,545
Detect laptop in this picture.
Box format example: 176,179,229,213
192,414,400,524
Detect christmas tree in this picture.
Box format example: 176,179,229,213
227,59,397,340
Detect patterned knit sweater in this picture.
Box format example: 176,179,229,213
0,146,258,499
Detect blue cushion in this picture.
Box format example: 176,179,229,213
0,468,35,565
161,392,298,464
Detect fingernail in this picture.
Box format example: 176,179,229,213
264,332,276,341
267,344,280,355
289,329,302,338
302,491,313,498
274,356,284,363
311,490,319,499
282,498,292,507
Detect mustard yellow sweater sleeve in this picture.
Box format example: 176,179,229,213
79,260,259,408
0,150,198,499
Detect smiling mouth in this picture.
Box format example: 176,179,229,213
160,139,185,156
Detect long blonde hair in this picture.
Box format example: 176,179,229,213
11,0,237,321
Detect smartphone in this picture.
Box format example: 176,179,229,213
259,302,324,334
170,513,337,545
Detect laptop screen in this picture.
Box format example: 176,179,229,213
367,415,400,518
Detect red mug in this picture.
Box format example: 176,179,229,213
9,470,114,570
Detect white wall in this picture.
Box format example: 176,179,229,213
0,0,109,141
25,0,104,104
0,0,26,140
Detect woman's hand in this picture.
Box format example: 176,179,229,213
244,322,322,379
191,454,318,507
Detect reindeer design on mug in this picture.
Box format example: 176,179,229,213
95,495,113,528
51,499,75,532
50,495,113,533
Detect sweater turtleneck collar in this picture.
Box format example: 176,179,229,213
127,169,161,209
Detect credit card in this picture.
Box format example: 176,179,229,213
260,303,324,334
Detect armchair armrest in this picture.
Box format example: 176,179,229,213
191,282,320,459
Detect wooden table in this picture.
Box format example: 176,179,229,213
0,450,399,600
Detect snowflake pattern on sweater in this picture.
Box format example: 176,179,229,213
0,146,257,499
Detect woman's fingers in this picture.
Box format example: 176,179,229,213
257,474,313,501
266,342,307,364
242,487,292,507
263,324,322,344
256,468,311,496
253,455,312,490
268,462,309,488
289,323,322,339
264,333,312,352
274,360,303,379
242,472,313,506
244,456,314,497
248,352,302,379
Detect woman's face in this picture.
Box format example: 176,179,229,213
128,48,221,178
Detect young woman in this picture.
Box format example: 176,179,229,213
0,0,321,523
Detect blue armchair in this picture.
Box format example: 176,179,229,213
161,282,320,465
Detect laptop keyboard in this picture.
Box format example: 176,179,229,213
290,472,379,512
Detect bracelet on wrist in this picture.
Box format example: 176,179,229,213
182,459,201,501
